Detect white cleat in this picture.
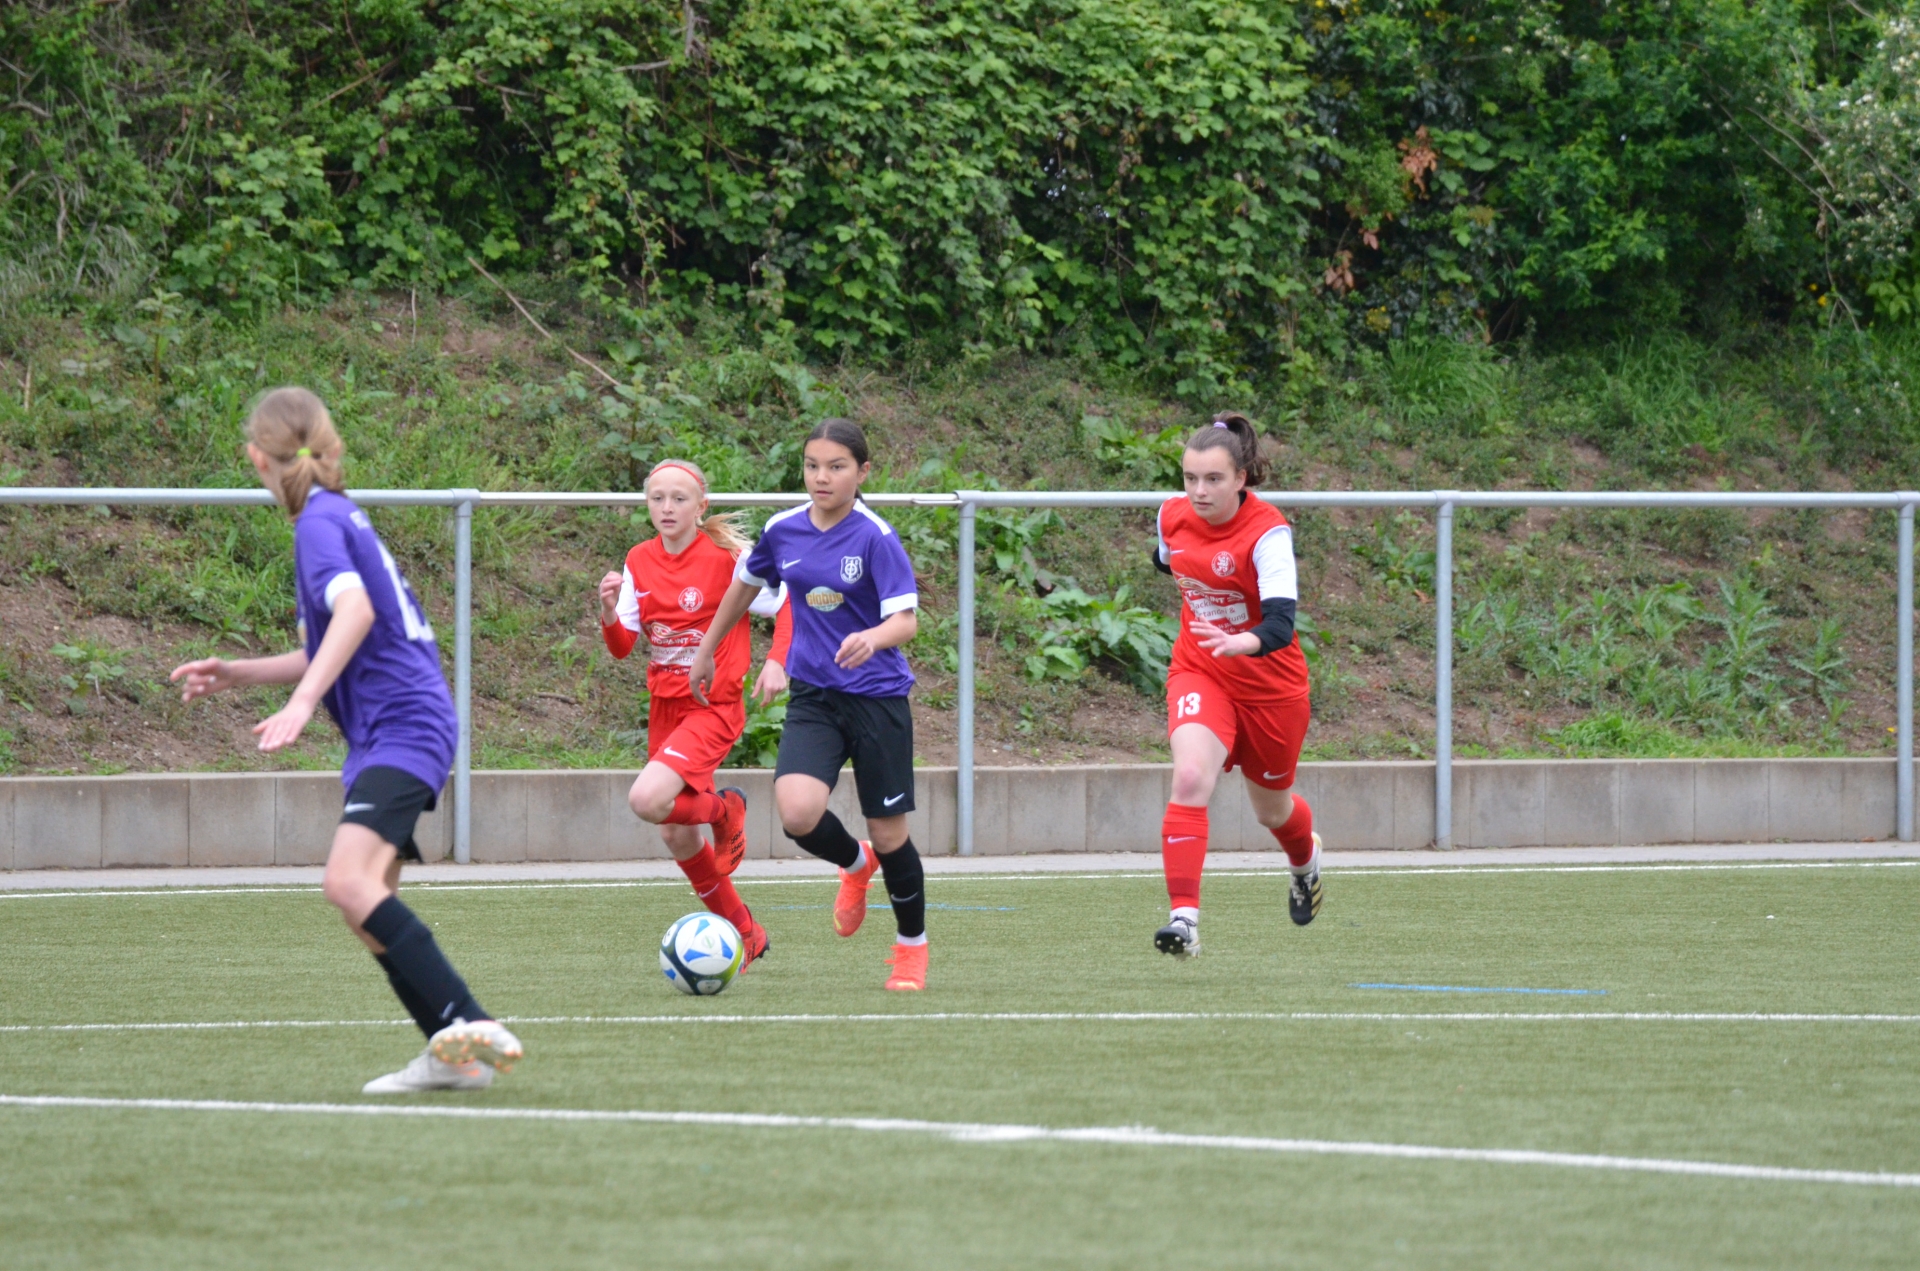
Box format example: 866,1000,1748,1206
429,1018,524,1073
362,1048,494,1095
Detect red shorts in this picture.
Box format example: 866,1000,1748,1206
1166,672,1309,790
647,694,745,792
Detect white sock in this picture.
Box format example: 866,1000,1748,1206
896,932,928,947
1171,906,1199,925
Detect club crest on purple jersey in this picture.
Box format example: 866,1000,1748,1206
841,555,864,583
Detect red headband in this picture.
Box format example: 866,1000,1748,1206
646,460,708,493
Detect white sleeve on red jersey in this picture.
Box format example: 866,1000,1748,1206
614,565,644,632
1251,526,1297,601
747,581,786,618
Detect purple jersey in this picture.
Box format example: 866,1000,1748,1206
737,502,917,697
293,490,457,792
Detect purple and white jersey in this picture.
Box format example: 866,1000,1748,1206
293,489,457,793
737,502,917,698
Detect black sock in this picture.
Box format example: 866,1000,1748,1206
361,896,488,1031
788,809,863,870
374,952,441,1039
878,839,926,939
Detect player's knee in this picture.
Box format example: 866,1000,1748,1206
628,785,673,824
778,808,822,839
1169,763,1216,806
1255,792,1296,829
776,792,826,839
320,869,379,919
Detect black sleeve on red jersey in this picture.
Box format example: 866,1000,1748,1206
1250,597,1296,655
1150,545,1173,576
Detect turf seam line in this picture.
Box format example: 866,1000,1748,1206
8,1011,1920,1033
2,1094,1911,1189
3,858,1915,899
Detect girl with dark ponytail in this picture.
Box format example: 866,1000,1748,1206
688,418,932,991
1147,410,1322,958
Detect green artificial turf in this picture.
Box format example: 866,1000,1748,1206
2,864,1918,1269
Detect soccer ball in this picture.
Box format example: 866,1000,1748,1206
659,912,744,996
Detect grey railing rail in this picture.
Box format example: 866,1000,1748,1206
5,485,1915,858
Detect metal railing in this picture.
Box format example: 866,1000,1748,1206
4,485,1914,857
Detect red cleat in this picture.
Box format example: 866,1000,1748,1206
833,841,877,937
738,917,771,972
713,786,749,875
884,942,927,991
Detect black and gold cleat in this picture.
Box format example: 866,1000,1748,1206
1288,833,1323,926
1154,915,1200,958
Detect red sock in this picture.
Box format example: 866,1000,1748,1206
1271,795,1315,868
665,788,727,826
1161,804,1210,911
676,845,753,931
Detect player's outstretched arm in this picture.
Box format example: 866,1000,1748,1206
170,649,312,701
835,607,917,670
253,587,375,752
687,579,761,705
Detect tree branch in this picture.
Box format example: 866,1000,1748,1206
465,256,621,388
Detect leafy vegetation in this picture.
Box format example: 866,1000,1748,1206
6,0,1920,398
3,3,1920,773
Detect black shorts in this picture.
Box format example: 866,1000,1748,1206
340,766,439,862
774,679,916,819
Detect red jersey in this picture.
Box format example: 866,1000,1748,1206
1158,493,1309,702
601,532,791,702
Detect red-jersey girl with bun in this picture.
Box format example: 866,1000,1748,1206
1150,412,1321,958
598,458,791,969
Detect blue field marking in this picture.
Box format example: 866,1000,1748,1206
1351,983,1609,996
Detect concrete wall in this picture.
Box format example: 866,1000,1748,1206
0,758,1909,868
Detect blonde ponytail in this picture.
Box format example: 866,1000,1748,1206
246,387,345,516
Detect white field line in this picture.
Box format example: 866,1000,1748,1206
7,1010,1920,1035
4,858,1919,901
1,1093,1912,1190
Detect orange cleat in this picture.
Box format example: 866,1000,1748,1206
884,942,927,991
713,786,749,875
738,917,771,972
833,841,877,937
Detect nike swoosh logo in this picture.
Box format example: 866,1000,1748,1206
1166,836,1197,843
883,792,906,806
781,558,803,569
1262,772,1289,781
1167,548,1184,554
663,747,687,759
343,803,376,813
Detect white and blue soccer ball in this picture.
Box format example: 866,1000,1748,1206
659,912,744,996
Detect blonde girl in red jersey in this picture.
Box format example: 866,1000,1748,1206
1149,413,1321,957
597,458,791,967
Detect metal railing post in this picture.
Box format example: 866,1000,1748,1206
454,495,475,864
1900,497,1915,842
1434,495,1456,851
956,496,978,856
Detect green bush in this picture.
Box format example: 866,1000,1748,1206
13,1,1915,391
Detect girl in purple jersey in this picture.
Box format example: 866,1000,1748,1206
170,387,523,1094
689,418,929,990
